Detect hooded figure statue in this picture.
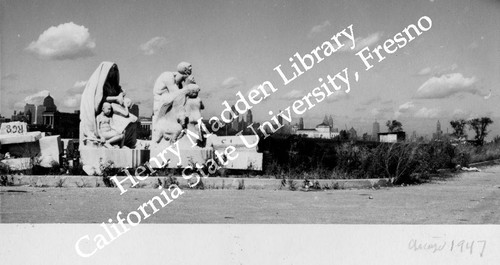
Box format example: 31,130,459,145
79,62,137,149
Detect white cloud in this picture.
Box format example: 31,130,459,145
139,36,170,55
2,73,18,81
26,22,95,60
63,94,82,108
415,73,480,99
308,20,331,38
221,77,244,90
452,109,472,119
339,32,382,52
395,101,415,118
398,101,415,111
362,96,381,105
67,80,87,94
14,90,51,109
417,67,432,76
325,91,350,102
370,106,393,119
283,89,303,100
73,80,87,88
414,107,440,118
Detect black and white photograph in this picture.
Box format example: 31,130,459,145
1,0,499,264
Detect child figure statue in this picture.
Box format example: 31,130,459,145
96,102,124,148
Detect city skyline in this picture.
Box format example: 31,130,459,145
1,0,499,139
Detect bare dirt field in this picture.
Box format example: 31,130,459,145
1,165,500,224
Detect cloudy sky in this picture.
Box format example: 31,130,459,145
1,0,499,138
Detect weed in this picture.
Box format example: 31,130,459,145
279,175,287,190
55,178,66,188
76,177,90,188
237,179,245,190
163,176,179,188
191,178,205,190
332,182,340,190
312,180,321,190
0,175,14,186
132,182,147,189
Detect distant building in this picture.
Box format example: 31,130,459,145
295,121,339,139
378,131,406,143
348,127,358,140
433,120,443,140
138,116,152,139
42,111,79,138
328,115,334,127
246,109,253,124
0,115,11,125
372,121,380,141
299,117,304,130
38,95,79,138
36,105,46,124
24,104,36,124
11,111,29,122
43,94,57,112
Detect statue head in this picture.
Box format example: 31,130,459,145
186,75,196,84
102,102,112,116
177,62,192,75
186,83,200,98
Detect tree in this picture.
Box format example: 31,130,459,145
386,120,403,132
339,130,349,141
450,119,467,139
468,117,493,145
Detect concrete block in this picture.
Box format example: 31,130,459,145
38,135,62,167
0,158,32,171
0,131,42,145
80,148,151,174
209,135,258,151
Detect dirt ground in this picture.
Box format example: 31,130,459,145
1,165,500,224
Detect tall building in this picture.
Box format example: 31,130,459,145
322,115,329,125
372,121,380,141
328,115,334,127
36,105,46,124
246,109,253,124
43,94,57,112
24,104,36,124
348,127,358,140
433,120,443,140
40,95,79,138
299,117,304,130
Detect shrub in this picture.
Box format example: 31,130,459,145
55,177,66,188
0,175,14,186
237,179,245,190
100,160,117,188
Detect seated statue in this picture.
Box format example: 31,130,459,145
79,62,137,149
96,102,124,148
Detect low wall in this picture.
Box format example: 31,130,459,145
0,175,392,190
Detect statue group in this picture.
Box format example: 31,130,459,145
79,61,206,150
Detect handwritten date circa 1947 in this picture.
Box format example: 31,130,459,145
408,238,487,257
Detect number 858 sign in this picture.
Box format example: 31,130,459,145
0,122,27,135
